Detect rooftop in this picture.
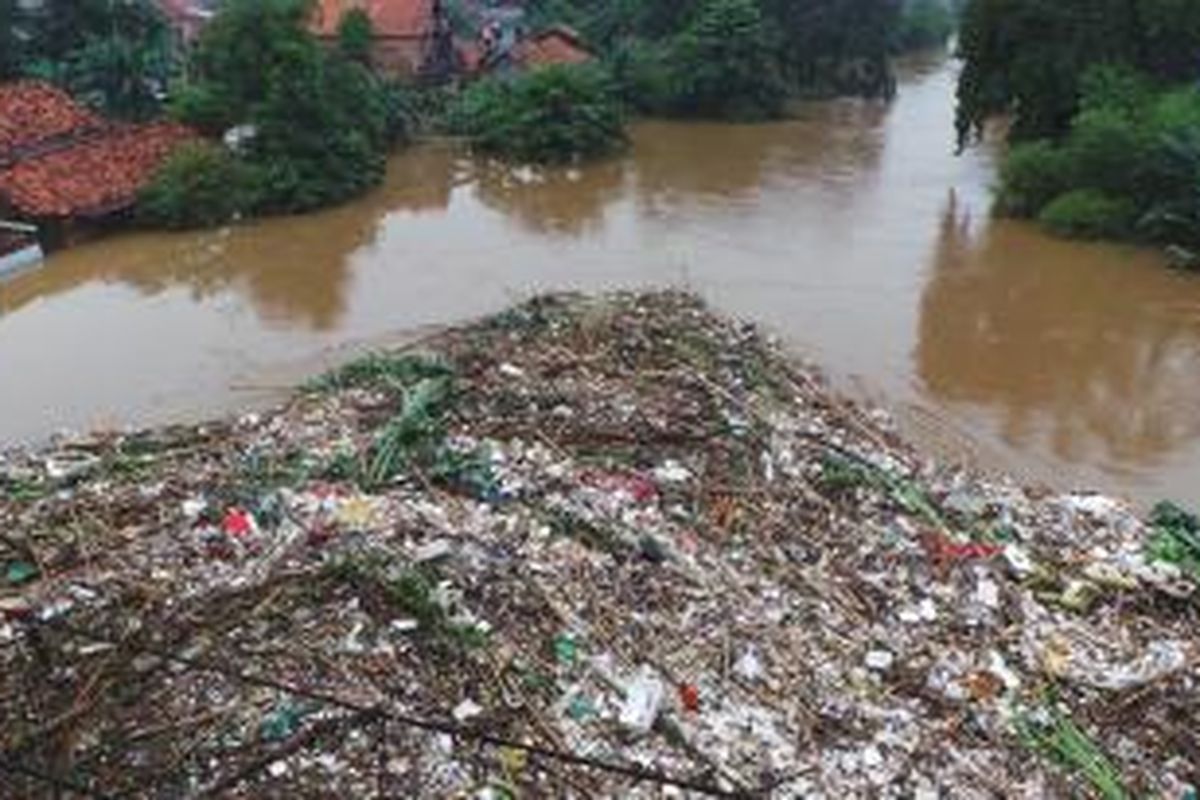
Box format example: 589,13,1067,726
311,0,436,38
513,25,592,69
0,81,194,219
0,82,103,163
0,123,194,218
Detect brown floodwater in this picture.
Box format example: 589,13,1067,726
2,50,1199,506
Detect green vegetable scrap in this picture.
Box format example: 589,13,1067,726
818,453,953,535
1015,702,1131,800
1148,501,1200,581
365,373,456,489
305,353,451,396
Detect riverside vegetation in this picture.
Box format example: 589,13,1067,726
2,0,956,228
957,0,1200,262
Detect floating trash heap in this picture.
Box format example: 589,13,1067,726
0,292,1196,799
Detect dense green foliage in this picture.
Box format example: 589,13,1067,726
956,0,1200,145
892,0,955,53
0,0,22,80
164,0,402,219
661,0,785,119
962,0,1200,255
1037,190,1136,240
337,8,375,64
996,67,1200,253
451,65,625,164
138,143,263,229
525,0,900,109
2,0,173,118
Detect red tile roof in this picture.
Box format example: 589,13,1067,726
0,82,103,161
0,80,197,219
311,0,435,38
515,26,592,69
0,81,196,219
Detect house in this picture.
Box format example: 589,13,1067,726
469,24,593,77
0,82,194,239
311,0,456,78
155,0,220,46
510,25,592,69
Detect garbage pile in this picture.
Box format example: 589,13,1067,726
1,291,1196,798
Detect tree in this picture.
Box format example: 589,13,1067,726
183,0,319,129
16,0,173,119
167,0,401,216
251,51,391,212
667,0,785,119
0,0,23,80
893,0,955,53
337,7,374,64
955,0,1200,146
760,0,899,97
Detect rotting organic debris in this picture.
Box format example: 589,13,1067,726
0,291,1197,799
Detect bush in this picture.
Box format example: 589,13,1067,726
1037,189,1136,239
1063,107,1146,197
169,82,236,136
452,65,626,164
994,140,1073,218
137,143,262,229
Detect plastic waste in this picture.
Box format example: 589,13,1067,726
619,666,665,735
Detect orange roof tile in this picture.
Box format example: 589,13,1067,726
0,82,103,160
0,123,195,218
515,27,592,69
311,0,435,38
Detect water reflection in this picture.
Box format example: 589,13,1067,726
0,153,463,330
916,195,1200,471
4,50,1200,507
470,156,626,237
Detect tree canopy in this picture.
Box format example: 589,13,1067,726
4,0,173,119
525,0,901,101
150,0,403,222
956,0,1200,145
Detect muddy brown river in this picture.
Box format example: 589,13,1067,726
2,51,1199,506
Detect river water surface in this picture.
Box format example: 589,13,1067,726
3,51,1200,506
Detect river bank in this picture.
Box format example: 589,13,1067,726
1,292,1196,798
5,51,1199,509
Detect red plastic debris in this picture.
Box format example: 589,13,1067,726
222,508,254,538
580,470,659,503
923,533,1002,563
678,683,701,713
